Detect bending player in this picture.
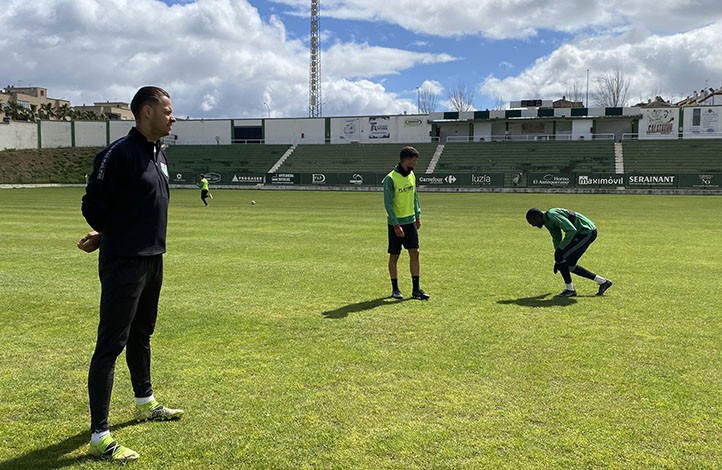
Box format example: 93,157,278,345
526,207,613,297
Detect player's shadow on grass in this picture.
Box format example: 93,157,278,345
497,293,578,308
0,419,141,470
322,296,409,319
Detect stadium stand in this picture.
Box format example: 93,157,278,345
436,141,617,185
622,139,722,173
277,143,438,173
166,144,291,173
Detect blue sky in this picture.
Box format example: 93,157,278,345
2,0,721,118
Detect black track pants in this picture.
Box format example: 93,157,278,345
88,254,162,433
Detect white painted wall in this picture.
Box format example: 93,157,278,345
41,121,72,148
572,119,593,140
109,120,135,143
458,111,474,120
75,121,107,147
393,115,431,143
331,117,360,143
0,121,37,150
473,122,492,141
681,106,722,138
439,122,470,143
171,119,232,144
265,118,325,144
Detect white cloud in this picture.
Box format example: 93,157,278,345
324,42,455,79
479,22,722,107
3,0,721,120
271,0,722,39
322,79,415,116
419,80,443,95
0,0,447,118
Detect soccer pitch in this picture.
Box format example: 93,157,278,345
1,188,721,468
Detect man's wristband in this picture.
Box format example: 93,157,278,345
394,225,401,230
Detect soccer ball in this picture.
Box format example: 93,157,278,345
251,200,256,205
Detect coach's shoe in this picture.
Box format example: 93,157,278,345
89,434,139,461
596,280,613,296
135,400,184,422
412,289,430,300
557,289,577,298
391,289,403,299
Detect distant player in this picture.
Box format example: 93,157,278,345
198,173,210,206
526,207,613,297
383,146,430,300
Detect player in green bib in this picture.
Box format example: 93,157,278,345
526,207,613,297
198,174,210,207
382,146,430,300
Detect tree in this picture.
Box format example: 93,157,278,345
27,104,39,121
54,103,72,121
592,69,630,107
447,79,475,112
39,102,55,120
3,100,26,120
417,87,438,114
565,79,585,104
76,109,101,120
493,95,506,111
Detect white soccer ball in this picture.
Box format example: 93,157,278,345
251,200,256,205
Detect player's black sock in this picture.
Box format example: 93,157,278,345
391,278,399,291
412,276,420,292
559,266,572,284
571,265,596,280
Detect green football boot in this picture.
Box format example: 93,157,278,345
89,434,139,461
135,400,184,422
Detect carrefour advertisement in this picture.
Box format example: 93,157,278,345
638,108,679,139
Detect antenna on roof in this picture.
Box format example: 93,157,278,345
309,0,322,118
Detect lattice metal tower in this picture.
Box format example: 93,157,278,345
309,0,322,117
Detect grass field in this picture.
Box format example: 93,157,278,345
1,188,721,469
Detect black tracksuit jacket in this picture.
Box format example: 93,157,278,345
82,127,170,256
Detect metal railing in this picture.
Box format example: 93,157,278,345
622,132,722,140
445,133,615,143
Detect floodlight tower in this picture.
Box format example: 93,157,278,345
309,0,322,117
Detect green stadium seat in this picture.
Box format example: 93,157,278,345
436,141,616,186
622,139,722,173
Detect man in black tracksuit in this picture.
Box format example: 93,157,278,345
78,86,183,461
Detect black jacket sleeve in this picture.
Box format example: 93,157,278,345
81,146,120,233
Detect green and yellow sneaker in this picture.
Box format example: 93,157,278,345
135,400,184,422
89,434,139,461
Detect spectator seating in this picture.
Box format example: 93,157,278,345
278,143,438,173
436,140,616,186
622,139,722,173
167,144,290,173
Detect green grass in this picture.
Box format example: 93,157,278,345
1,188,721,469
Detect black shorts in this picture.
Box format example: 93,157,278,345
559,229,597,266
387,223,419,254
201,189,209,198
